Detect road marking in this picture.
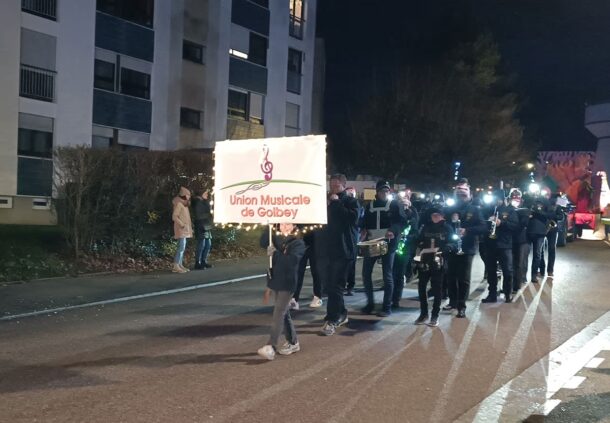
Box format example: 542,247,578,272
543,399,562,416
563,375,586,390
0,273,267,322
584,357,604,368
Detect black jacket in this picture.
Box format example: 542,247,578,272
513,208,531,245
327,191,360,260
416,221,456,255
260,233,306,292
483,204,519,249
361,198,408,252
192,197,212,238
444,201,487,255
526,198,553,236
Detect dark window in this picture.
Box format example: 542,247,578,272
18,128,53,158
180,108,202,129
17,157,53,196
228,90,248,120
248,33,268,67
288,48,302,74
94,59,115,91
120,68,150,99
183,40,204,64
92,135,112,149
97,0,154,28
248,0,269,8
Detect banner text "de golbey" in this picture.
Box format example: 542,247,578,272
230,194,311,220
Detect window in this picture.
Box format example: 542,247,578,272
289,0,304,39
183,40,205,64
248,0,269,8
92,135,112,149
285,102,300,136
180,108,202,129
287,49,302,94
17,113,53,197
120,67,151,99
228,89,265,123
228,90,248,120
94,59,116,91
248,33,268,66
97,0,155,28
18,128,53,158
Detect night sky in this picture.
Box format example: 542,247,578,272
318,0,610,153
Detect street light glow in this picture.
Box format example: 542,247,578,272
528,183,540,194
483,194,494,204
446,198,456,207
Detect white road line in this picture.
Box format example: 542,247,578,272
0,273,267,322
543,399,562,416
563,375,586,390
584,357,605,368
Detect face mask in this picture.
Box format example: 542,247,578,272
510,200,520,208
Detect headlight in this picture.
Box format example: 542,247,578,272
528,183,540,194
452,234,459,240
419,193,426,199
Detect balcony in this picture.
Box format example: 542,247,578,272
585,102,610,139
289,15,303,39
20,64,56,102
22,0,57,20
287,71,301,94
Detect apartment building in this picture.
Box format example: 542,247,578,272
0,0,319,225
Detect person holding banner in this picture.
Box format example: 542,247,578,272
258,223,306,360
320,174,360,336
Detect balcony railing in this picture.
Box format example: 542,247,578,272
289,15,303,39
20,64,56,102
22,0,57,20
287,71,301,94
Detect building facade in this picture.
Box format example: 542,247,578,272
0,0,318,224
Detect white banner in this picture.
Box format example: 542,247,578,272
213,135,327,224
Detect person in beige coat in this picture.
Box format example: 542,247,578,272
172,187,193,273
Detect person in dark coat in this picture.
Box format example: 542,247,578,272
509,189,530,292
320,174,360,336
525,194,553,283
392,193,419,308
192,189,213,269
258,223,306,360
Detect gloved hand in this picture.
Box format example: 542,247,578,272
267,245,276,256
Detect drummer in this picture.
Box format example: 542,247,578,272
360,180,408,317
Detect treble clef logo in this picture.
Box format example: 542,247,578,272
261,145,273,181
235,144,273,195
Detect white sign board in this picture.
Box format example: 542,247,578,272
213,135,327,224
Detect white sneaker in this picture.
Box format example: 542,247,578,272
257,345,276,360
289,298,300,310
179,264,190,272
277,342,300,355
309,296,323,308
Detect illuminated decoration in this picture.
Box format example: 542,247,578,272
395,225,412,256
453,161,461,181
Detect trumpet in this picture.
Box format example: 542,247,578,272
489,209,499,239
546,219,557,233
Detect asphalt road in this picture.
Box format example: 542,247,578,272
1,241,609,423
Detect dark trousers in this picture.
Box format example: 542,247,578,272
324,258,350,322
485,246,513,298
294,247,322,301
479,241,488,277
418,267,444,317
195,237,212,265
529,235,546,280
447,253,474,310
346,259,356,291
392,252,409,304
512,243,529,290
546,230,558,274
362,252,395,311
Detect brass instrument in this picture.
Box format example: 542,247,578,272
546,219,557,233
451,213,464,255
489,207,498,239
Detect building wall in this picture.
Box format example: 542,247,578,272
0,0,21,197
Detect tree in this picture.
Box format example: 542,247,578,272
344,34,534,190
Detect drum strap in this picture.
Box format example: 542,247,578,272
369,200,392,230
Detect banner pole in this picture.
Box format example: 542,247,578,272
268,222,273,269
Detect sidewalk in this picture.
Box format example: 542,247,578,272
0,256,269,318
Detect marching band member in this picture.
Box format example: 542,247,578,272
510,189,531,292
360,180,407,317
482,190,519,303
414,206,455,327
443,178,487,318
545,193,565,277
525,193,552,283
392,193,419,308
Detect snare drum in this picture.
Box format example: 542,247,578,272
357,238,389,257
